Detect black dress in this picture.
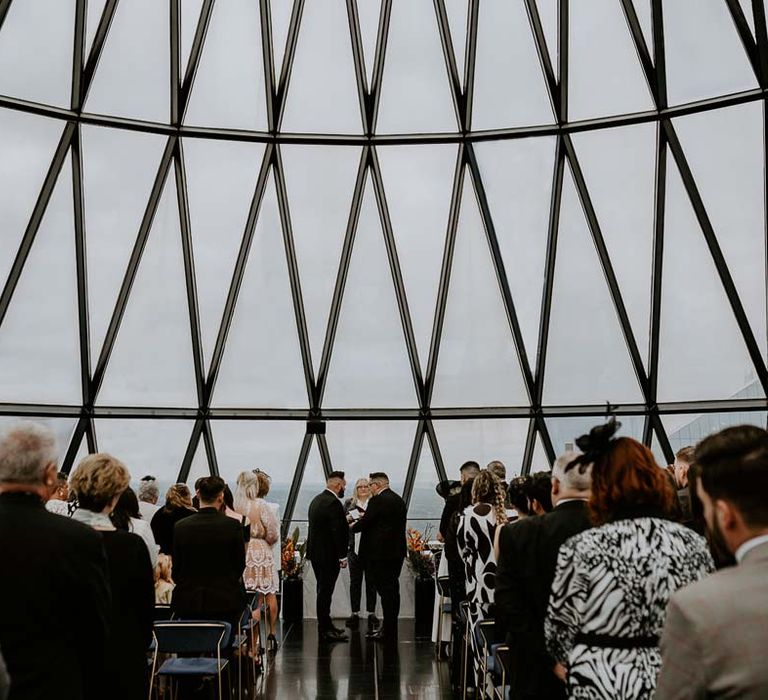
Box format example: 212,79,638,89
150,505,196,556
100,530,155,700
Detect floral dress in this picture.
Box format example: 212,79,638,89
241,498,280,594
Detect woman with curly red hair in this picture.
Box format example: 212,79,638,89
544,420,714,699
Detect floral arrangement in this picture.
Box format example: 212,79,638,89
406,525,436,580
281,527,307,579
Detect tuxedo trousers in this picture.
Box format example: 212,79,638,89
311,559,340,631
366,557,404,635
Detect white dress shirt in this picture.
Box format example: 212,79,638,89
735,533,768,564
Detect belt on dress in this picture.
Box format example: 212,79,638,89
574,632,659,649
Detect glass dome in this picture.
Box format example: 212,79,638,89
0,0,766,530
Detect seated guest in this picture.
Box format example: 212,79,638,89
495,451,593,700
137,475,160,520
544,421,714,699
44,470,71,516
110,486,159,569
0,423,110,700
172,476,246,638
150,483,196,556
656,425,768,699
457,470,508,689
70,453,154,700
155,553,175,605
344,478,378,630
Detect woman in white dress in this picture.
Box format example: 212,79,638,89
235,470,280,652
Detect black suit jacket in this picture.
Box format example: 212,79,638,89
353,488,407,562
306,490,348,564
172,508,246,618
0,493,111,700
495,500,591,698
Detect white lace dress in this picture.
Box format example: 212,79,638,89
241,498,280,594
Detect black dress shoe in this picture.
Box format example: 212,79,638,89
344,614,360,630
319,628,349,643
367,613,379,628
330,624,346,635
365,628,384,640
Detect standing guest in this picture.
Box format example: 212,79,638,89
223,483,251,542
45,471,71,516
234,470,280,651
137,475,160,521
487,460,508,500
70,453,154,700
0,423,110,700
353,472,407,642
544,421,714,699
673,446,696,527
506,475,533,520
344,478,378,630
255,470,282,641
306,472,349,643
457,470,508,688
172,476,246,638
110,486,158,569
155,554,175,605
495,451,592,700
527,470,554,514
439,460,480,541
656,425,768,699
150,483,196,557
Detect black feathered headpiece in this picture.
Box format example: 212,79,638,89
565,412,622,474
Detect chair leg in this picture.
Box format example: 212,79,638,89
461,617,470,700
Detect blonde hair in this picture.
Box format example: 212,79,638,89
471,470,508,526
349,478,370,507
164,483,193,511
155,553,173,584
70,453,130,512
234,470,260,514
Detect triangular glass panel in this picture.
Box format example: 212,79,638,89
180,0,205,77
432,419,529,478
94,419,195,484
281,145,361,374
673,102,766,362
211,174,308,408
571,123,656,363
85,0,109,60
545,415,645,457
85,0,169,122
473,136,556,360
569,0,654,120
184,0,268,130
211,419,307,512
657,160,763,402
536,0,559,76
72,430,90,469
96,175,198,408
444,0,469,83
355,0,381,88
186,436,212,487
0,110,63,290
630,0,654,58
323,177,418,408
738,0,756,36
183,138,267,368
281,0,362,134
530,430,551,472
0,0,74,107
0,159,80,404
82,125,167,357
377,144,457,368
432,175,529,408
542,164,644,405
269,0,294,81
663,0,757,105
324,420,417,496
408,439,445,533
662,410,768,456
377,0,458,134
0,417,79,466
292,437,326,525
473,0,555,129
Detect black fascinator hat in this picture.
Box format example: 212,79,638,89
566,415,622,474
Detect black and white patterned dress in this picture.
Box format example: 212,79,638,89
545,516,714,699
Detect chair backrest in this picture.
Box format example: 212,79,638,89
436,575,451,597
153,621,231,654
153,604,173,621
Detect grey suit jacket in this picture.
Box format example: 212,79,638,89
655,540,768,699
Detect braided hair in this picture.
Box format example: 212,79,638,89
471,469,509,526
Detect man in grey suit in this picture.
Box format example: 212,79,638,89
656,425,768,699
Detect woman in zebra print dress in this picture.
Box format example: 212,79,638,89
544,423,714,699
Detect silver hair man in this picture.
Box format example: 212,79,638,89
0,422,58,486
551,450,593,499
138,477,159,504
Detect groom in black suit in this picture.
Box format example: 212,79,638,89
353,472,407,641
307,471,349,642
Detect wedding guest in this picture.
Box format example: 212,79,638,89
344,478,378,630
110,486,158,569
70,453,154,700
150,483,196,557
544,421,714,699
45,471,71,516
137,475,160,521
155,554,175,605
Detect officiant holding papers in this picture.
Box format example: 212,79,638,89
344,478,379,630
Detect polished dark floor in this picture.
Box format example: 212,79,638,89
252,619,454,699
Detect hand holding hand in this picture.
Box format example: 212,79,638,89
339,559,348,569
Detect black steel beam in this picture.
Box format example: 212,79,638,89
170,0,180,125
178,418,205,482
535,413,556,464
523,0,559,118
71,0,86,112
260,0,277,131
521,418,537,475
202,420,219,476
368,0,392,135
402,420,426,506
424,419,448,482
433,0,465,130
62,416,88,474
79,0,119,109
178,0,215,121
463,0,480,132
273,0,305,131
317,432,332,478
0,0,13,33
619,0,658,103
558,0,568,123
650,0,667,109
346,0,370,132
281,431,313,537
725,0,764,86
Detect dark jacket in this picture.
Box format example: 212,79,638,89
353,488,407,562
171,508,246,619
306,490,348,564
495,500,592,699
0,493,111,700
150,505,196,557
100,530,154,700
